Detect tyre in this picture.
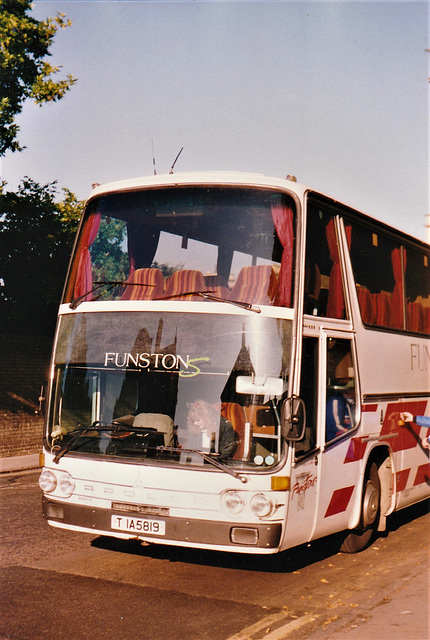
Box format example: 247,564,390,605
340,462,380,553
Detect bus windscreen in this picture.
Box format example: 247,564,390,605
64,187,295,309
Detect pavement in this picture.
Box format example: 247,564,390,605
0,453,40,474
302,561,429,640
226,560,429,640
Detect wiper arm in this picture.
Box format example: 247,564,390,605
52,422,102,463
69,280,156,309
52,420,135,462
156,289,211,301
69,282,110,309
53,420,171,463
158,446,249,483
156,289,261,313
199,291,261,313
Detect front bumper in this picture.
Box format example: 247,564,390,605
42,496,282,551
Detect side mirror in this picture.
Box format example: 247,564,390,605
281,396,306,440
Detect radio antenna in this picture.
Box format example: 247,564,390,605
151,139,157,175
169,147,183,174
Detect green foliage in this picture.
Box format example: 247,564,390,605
0,0,76,155
152,261,183,278
56,187,84,235
0,178,84,335
91,218,129,285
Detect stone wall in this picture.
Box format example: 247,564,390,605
0,334,52,460
0,411,44,458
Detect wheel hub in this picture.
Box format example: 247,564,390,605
362,480,379,528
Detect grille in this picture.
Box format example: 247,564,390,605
112,502,169,517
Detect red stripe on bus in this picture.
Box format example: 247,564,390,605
380,401,428,454
396,469,410,492
413,463,430,487
324,486,354,518
362,404,378,412
344,437,368,463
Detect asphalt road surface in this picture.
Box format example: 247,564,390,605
0,470,428,640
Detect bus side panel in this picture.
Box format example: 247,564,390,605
353,328,429,506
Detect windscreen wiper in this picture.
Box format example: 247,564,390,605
156,289,261,313
69,282,111,309
52,421,164,463
69,280,156,309
52,422,104,463
199,291,261,314
158,446,248,483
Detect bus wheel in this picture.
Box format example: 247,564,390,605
340,462,380,554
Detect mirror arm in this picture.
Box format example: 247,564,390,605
37,384,46,416
281,395,306,441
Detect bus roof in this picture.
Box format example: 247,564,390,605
89,171,308,199
88,171,428,248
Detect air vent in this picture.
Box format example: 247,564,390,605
112,502,169,517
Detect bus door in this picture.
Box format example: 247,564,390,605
313,331,361,541
282,333,320,548
283,330,360,548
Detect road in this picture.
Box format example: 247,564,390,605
0,470,428,640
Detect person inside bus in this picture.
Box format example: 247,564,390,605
326,378,355,441
185,400,238,460
400,412,430,450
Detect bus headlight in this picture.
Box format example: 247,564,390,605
222,491,245,515
59,472,75,497
39,470,57,493
250,493,273,518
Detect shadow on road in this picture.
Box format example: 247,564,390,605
92,530,343,573
385,496,429,532
90,498,428,573
91,500,430,573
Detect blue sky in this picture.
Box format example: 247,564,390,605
2,1,429,240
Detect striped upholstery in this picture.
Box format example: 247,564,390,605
206,286,231,299
164,269,206,301
121,268,164,300
229,265,278,306
204,276,230,299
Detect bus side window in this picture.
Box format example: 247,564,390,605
295,337,318,458
347,220,430,334
305,202,347,320
325,338,356,443
404,246,430,334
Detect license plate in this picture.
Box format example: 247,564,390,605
111,515,165,536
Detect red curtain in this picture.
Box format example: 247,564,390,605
271,202,294,307
127,230,135,278
73,212,101,301
325,219,349,319
391,247,406,329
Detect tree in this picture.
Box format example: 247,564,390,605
0,0,76,155
0,178,84,335
91,218,130,285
